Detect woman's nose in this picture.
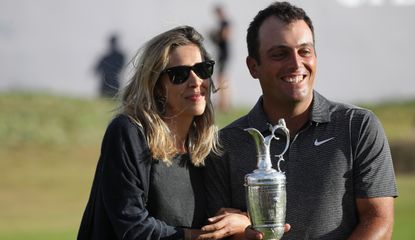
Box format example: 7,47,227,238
187,70,203,87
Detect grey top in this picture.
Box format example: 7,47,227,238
148,154,207,229
204,91,398,239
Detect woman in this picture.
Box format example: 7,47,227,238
77,26,221,240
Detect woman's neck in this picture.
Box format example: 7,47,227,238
164,117,193,153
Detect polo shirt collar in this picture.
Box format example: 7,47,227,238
310,91,331,123
247,97,271,133
247,90,331,130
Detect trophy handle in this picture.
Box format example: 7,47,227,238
271,119,290,172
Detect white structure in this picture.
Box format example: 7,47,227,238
1,0,414,106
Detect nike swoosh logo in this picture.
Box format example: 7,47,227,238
314,137,335,146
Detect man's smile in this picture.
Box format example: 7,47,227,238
281,75,305,83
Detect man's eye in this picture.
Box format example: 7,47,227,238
299,49,312,56
270,52,286,59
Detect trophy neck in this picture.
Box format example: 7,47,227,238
257,141,273,171
245,128,273,171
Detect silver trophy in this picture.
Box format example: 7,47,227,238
245,119,290,240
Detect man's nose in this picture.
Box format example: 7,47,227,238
288,52,302,68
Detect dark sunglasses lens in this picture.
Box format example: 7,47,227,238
167,66,191,84
165,61,214,84
194,61,214,79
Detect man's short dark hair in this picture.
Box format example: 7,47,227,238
246,1,315,62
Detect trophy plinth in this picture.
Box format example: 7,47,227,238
245,119,289,240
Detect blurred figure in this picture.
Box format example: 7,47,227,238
95,34,125,98
210,5,231,112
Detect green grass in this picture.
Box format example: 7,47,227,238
0,229,75,240
0,93,112,239
0,92,115,148
0,92,414,239
394,175,415,239
362,100,415,141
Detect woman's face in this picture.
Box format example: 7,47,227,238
160,44,210,120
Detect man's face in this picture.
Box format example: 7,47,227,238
247,17,317,106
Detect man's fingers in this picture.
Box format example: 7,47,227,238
285,223,291,232
244,223,290,239
245,225,263,240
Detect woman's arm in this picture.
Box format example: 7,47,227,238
100,116,183,239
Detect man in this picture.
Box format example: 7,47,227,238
204,1,397,239
210,5,232,112
95,34,125,98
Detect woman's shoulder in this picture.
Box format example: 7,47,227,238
105,114,145,140
109,114,142,130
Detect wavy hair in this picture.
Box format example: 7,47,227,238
119,26,220,166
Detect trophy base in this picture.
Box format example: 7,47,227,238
254,225,284,240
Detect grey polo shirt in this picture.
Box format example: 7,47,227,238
204,91,397,239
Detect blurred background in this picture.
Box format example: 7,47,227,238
2,0,415,105
1,0,414,239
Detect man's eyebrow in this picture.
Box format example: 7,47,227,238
266,45,289,53
266,42,314,52
299,42,314,48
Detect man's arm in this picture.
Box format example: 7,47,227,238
204,151,233,216
348,197,394,240
349,110,397,239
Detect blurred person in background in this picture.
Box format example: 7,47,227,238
210,5,231,112
95,34,125,98
204,1,398,239
78,26,242,240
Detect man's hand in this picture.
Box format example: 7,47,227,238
245,224,291,240
198,208,251,239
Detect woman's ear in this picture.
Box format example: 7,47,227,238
246,56,259,79
154,80,165,98
154,81,167,114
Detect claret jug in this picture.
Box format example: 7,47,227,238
244,119,290,240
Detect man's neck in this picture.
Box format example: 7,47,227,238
262,97,312,136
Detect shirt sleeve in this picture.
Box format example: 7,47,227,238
100,115,184,240
352,110,398,198
203,134,233,217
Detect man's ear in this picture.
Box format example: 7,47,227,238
246,56,259,79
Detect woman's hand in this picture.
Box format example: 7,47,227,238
198,208,251,239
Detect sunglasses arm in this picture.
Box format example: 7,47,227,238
210,79,219,93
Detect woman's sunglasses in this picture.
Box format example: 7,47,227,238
161,60,215,85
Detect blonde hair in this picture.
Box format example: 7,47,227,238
119,26,220,166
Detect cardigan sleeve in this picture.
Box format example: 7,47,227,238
100,115,184,240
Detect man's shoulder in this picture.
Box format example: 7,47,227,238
218,114,253,144
221,114,250,132
313,92,379,126
329,100,376,120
